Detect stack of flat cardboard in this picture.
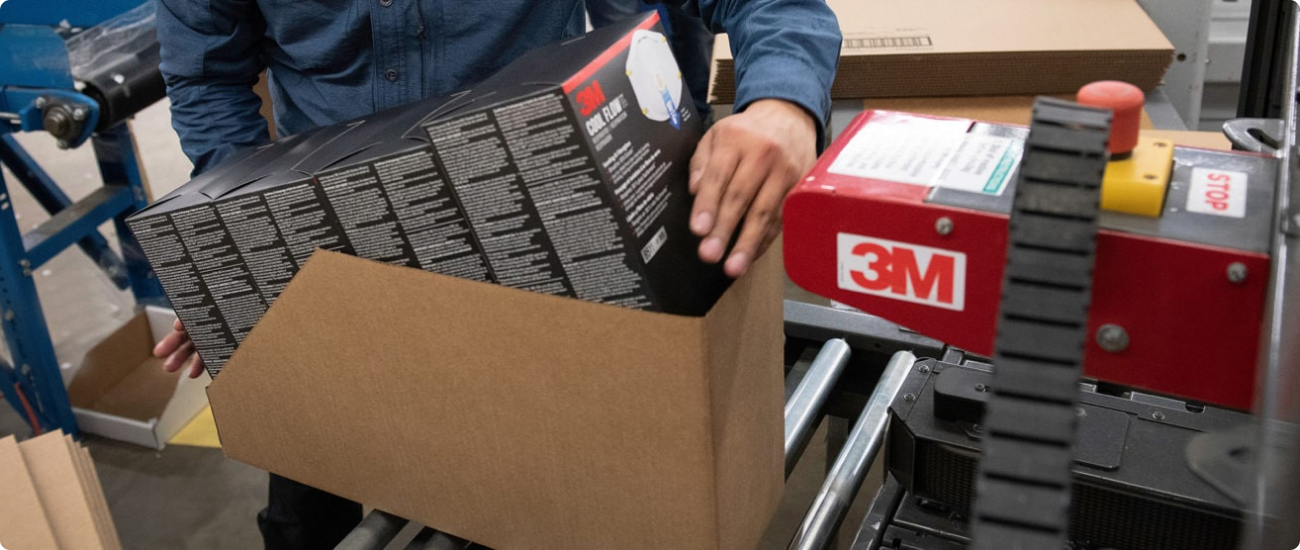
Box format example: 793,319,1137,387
709,0,1174,103
0,432,121,550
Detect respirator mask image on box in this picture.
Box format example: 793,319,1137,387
626,29,683,129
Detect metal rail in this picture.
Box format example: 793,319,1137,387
788,351,916,550
784,338,851,477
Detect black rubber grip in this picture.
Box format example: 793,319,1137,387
969,97,1112,550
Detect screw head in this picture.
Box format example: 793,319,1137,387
903,393,916,403
56,139,69,149
919,365,931,374
1152,411,1166,421
34,97,47,109
71,108,87,121
974,383,988,393
935,217,954,236
1077,407,1087,417
1227,262,1248,284
1096,324,1130,353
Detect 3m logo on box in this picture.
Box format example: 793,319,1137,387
837,233,966,311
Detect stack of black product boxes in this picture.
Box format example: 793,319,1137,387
127,13,730,376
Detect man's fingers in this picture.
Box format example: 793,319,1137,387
723,171,789,277
689,143,741,240
185,355,206,379
688,131,714,196
702,153,771,265
162,341,195,374
154,328,190,359
173,318,184,331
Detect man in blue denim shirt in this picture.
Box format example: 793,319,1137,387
152,1,839,547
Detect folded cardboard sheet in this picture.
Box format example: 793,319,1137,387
710,0,1174,102
0,432,121,550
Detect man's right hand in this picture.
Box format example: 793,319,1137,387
154,318,206,379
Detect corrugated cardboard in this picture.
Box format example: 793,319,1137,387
19,432,107,550
853,95,1156,129
207,246,786,549
68,306,209,449
0,436,59,550
65,435,122,550
710,0,1174,102
0,433,122,550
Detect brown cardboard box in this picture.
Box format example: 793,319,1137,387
207,247,786,549
68,306,210,449
710,0,1174,102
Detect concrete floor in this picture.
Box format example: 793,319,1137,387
0,101,881,549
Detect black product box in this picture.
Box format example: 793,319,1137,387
127,12,727,376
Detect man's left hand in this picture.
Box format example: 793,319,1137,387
689,99,816,278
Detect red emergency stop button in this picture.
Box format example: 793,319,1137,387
1077,81,1144,156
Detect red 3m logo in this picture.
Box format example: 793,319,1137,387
837,233,966,311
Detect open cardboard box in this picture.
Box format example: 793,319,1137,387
207,246,786,549
68,306,209,450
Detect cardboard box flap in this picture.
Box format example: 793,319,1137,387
0,436,60,550
209,248,784,548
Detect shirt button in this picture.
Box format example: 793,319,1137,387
385,68,399,82
379,0,392,6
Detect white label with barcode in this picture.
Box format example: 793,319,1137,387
642,226,668,263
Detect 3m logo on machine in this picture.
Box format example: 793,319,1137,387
1187,167,1247,218
837,233,966,311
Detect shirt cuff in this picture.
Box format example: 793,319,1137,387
731,53,834,153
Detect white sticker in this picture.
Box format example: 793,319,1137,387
1187,167,1248,218
837,233,966,311
936,134,1023,196
641,226,668,263
828,117,970,185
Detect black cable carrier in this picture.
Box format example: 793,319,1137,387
969,97,1112,549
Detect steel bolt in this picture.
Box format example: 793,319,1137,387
974,383,987,393
919,365,931,374
71,108,87,122
1096,324,1130,353
34,97,47,109
1227,262,1248,284
56,139,69,150
903,393,916,403
1077,407,1088,417
935,217,954,236
1151,411,1165,421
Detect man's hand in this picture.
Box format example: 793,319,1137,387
689,99,816,278
154,318,206,379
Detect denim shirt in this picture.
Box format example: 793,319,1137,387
156,0,841,175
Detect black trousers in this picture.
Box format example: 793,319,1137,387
259,474,363,550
